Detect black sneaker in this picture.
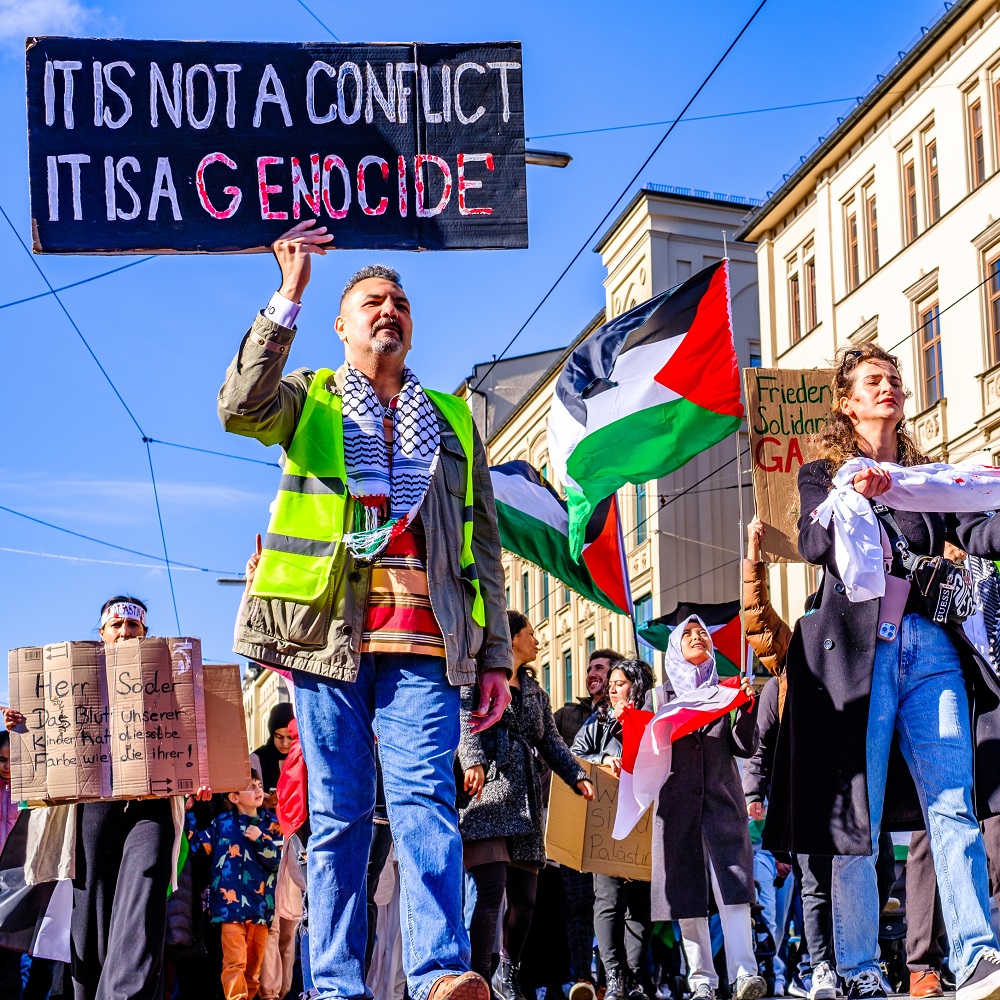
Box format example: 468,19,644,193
626,973,647,1000
958,950,1000,1000
845,971,886,1000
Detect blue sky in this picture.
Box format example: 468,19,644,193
0,0,948,696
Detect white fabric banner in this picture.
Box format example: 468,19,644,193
809,458,1000,602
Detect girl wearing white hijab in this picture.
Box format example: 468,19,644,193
645,616,762,1000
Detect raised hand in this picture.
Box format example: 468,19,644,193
273,219,334,303
747,517,765,562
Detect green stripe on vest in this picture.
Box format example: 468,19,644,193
252,370,485,628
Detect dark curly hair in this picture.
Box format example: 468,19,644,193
817,343,925,471
606,658,655,712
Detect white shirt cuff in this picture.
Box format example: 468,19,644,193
262,291,301,329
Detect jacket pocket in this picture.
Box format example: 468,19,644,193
441,434,469,498
248,588,334,649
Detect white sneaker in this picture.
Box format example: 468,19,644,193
691,986,716,1000
810,963,838,1000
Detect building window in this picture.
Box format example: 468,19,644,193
542,662,551,695
541,573,550,619
846,205,860,291
522,571,530,614
562,583,571,606
995,79,1000,172
505,582,510,608
563,650,573,702
788,271,801,344
635,594,654,666
803,250,817,331
925,139,940,224
919,302,944,407
635,482,648,545
586,634,596,659
970,98,986,189
748,341,762,367
903,158,918,244
988,253,1000,367
865,189,879,271
540,462,549,484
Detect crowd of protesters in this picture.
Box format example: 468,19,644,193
4,250,1000,1000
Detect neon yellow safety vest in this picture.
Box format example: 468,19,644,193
251,369,485,627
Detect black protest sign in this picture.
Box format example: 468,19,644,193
26,37,527,253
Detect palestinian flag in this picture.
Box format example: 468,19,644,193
548,259,743,559
612,677,751,839
637,599,746,676
490,461,632,615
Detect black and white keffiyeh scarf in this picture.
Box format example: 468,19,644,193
341,365,440,559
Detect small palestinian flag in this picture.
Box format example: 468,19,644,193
490,460,632,615
548,259,743,559
637,599,745,676
613,676,751,839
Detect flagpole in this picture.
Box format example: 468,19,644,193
736,425,749,683
723,233,749,687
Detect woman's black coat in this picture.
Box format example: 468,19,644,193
643,680,758,920
763,459,1000,858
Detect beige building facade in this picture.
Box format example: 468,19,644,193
242,662,291,756
476,186,761,706
740,0,1000,625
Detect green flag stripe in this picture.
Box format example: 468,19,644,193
565,397,741,559
494,501,624,614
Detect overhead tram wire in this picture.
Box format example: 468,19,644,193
0,504,238,575
143,438,281,469
0,199,183,631
294,0,341,40
0,548,229,573
0,201,145,435
0,256,156,311
527,96,861,141
469,0,771,395
886,269,998,355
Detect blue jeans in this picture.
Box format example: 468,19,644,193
832,614,998,984
294,654,469,1000
753,845,793,988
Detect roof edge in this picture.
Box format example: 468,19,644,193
737,0,982,243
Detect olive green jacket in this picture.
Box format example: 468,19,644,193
218,313,512,685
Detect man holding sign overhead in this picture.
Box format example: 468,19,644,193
218,219,512,1000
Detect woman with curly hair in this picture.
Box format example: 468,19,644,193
456,611,594,1000
765,343,1000,1000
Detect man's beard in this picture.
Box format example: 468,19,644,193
372,334,403,356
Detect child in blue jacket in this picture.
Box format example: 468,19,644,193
190,770,280,1000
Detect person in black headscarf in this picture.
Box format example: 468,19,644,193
255,702,295,811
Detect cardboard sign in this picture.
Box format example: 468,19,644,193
545,758,652,880
8,637,250,803
27,37,527,253
744,368,834,562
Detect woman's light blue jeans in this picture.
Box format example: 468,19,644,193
831,613,998,985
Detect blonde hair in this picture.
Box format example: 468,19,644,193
817,343,925,471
